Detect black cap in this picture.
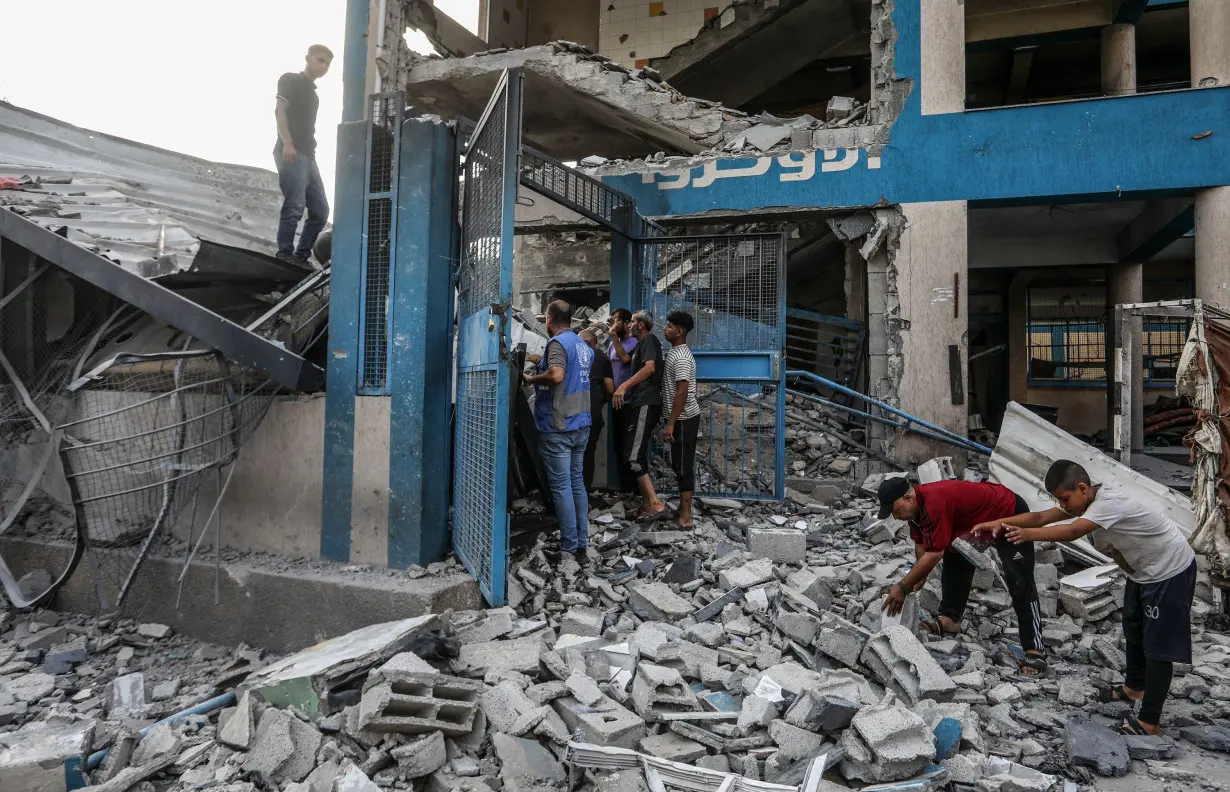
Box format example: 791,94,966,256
876,476,911,519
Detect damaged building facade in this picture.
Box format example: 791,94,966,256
355,0,1230,448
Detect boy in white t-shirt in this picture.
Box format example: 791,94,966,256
973,459,1196,737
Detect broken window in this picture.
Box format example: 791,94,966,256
1026,279,1192,387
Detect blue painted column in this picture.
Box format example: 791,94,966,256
321,122,367,562
320,0,371,561
387,117,459,568
607,205,638,484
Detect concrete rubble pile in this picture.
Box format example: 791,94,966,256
2,477,1228,792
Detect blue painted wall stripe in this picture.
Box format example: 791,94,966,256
321,121,369,562
601,0,1229,216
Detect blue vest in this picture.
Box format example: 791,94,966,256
534,330,593,433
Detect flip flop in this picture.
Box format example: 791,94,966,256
1017,653,1048,678
635,507,670,523
1096,683,1138,705
1117,719,1151,736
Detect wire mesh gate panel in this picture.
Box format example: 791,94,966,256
634,233,787,500
453,70,523,606
358,94,403,394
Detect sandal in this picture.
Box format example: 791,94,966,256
1018,653,1048,677
1096,683,1139,705
920,617,961,636
635,507,670,523
1117,719,1151,736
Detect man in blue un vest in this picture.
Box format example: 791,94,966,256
523,300,595,560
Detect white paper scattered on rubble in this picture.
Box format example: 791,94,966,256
752,676,785,703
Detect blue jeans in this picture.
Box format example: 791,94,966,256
274,142,329,259
538,427,591,553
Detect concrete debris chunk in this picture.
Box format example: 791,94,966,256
11,671,56,704
1179,724,1230,752
554,694,647,749
815,612,871,668
0,718,95,792
493,733,566,792
1064,716,1130,777
130,722,179,766
110,672,146,714
560,606,606,637
1124,733,1178,760
631,662,700,719
136,623,173,639
334,765,382,792
218,690,255,749
860,626,956,704
640,731,708,762
390,731,448,777
359,670,483,735
747,527,806,563
839,699,935,783
627,582,694,622
455,634,546,676
718,558,775,589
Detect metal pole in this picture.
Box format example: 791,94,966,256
342,0,372,122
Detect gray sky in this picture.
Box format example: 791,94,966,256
0,0,480,216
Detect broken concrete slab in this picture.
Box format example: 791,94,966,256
560,607,606,637
42,636,87,675
840,700,935,783
1064,716,1130,777
492,733,566,792
718,558,776,589
241,615,438,718
334,765,381,792
1124,733,1179,760
218,690,255,749
770,719,827,762
403,44,751,161
631,663,700,719
241,707,322,784
1180,724,1230,752
109,672,146,714
391,731,448,777
10,671,56,703
748,528,806,563
627,582,694,622
554,694,647,749
861,626,956,704
0,717,94,792
815,612,871,669
639,731,708,763
785,691,861,733
455,634,548,677
136,622,173,639
130,722,179,766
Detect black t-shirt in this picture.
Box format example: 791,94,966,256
627,333,664,408
277,72,320,156
589,352,612,418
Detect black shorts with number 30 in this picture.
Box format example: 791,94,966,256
1122,559,1197,664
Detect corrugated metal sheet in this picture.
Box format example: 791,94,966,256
0,101,282,273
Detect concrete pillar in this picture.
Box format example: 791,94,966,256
1007,272,1034,405
1196,187,1230,310
1191,0,1230,88
1107,263,1144,452
920,0,966,114
1100,24,1137,96
894,201,969,464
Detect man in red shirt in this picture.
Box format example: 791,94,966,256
878,477,1047,676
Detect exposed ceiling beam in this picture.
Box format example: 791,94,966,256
1116,197,1194,261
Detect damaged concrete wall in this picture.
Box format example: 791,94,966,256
485,0,530,49
892,201,969,462
528,0,599,50
514,232,611,297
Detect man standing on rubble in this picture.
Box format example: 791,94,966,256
580,329,614,491
662,312,700,529
878,477,1048,677
523,301,594,559
975,460,1196,737
612,310,667,521
274,45,333,266
606,308,639,492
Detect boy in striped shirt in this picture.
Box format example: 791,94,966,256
662,311,700,529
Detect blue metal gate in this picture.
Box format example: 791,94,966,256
635,230,787,500
453,70,522,605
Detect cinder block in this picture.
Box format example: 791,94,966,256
748,528,806,564
554,694,646,749
358,672,484,736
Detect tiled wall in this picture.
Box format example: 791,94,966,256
598,0,724,69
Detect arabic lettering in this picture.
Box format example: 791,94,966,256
650,147,876,190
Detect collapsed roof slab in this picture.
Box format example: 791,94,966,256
649,0,870,109
403,44,752,161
